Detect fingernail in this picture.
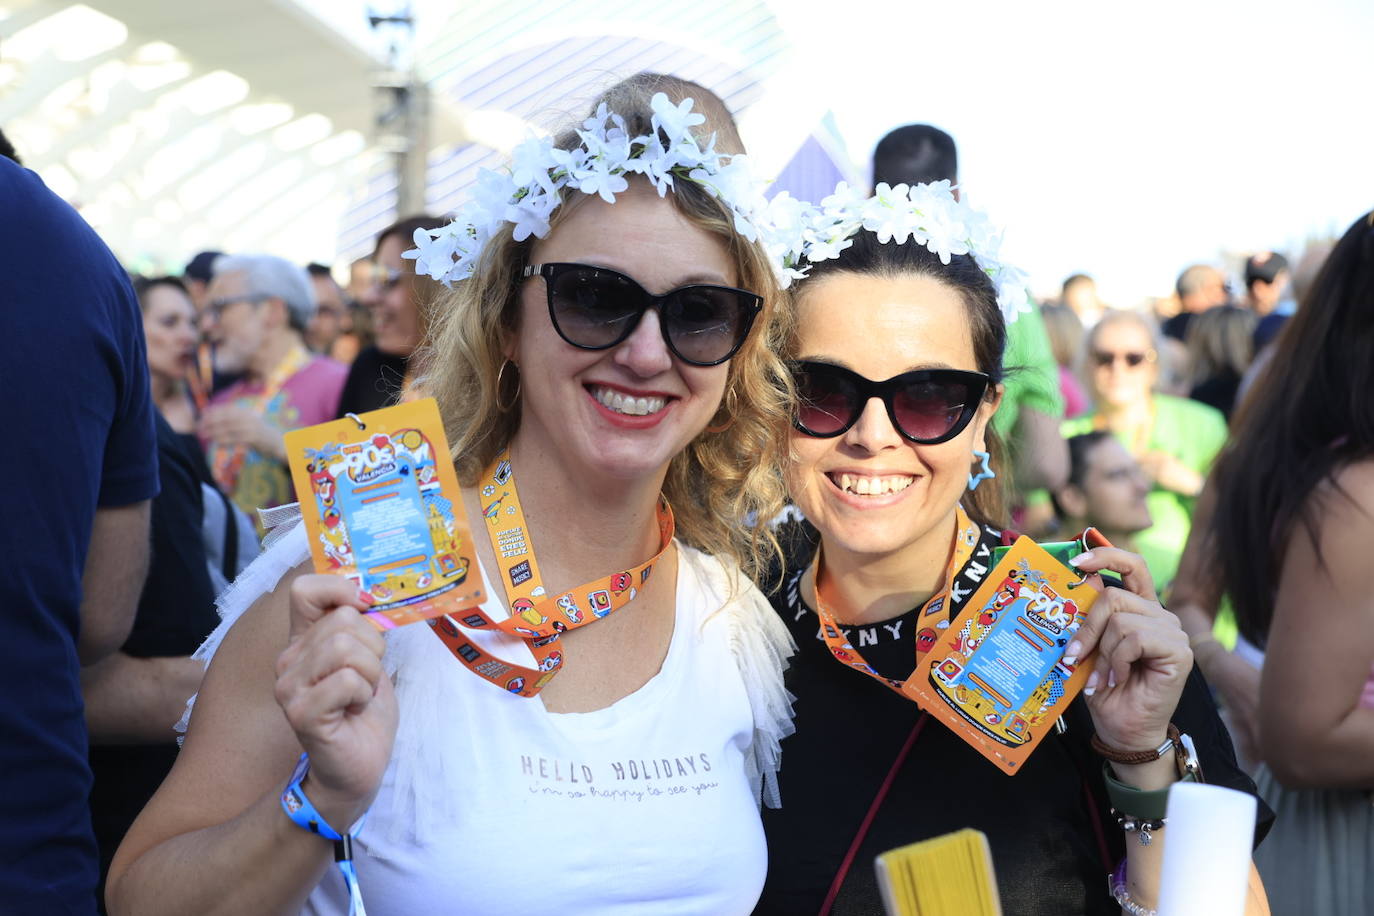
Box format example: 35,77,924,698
1068,551,1092,567
357,590,376,605
1065,641,1083,661
1108,670,1117,689
1085,672,1099,696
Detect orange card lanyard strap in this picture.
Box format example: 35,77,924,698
427,449,675,697
812,505,985,697
210,345,312,490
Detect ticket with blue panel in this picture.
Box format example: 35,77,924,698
904,536,1099,774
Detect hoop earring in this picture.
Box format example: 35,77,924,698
496,359,521,413
967,449,995,491
704,385,739,434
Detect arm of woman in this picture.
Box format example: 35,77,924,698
1259,460,1374,788
1170,477,1264,762
1068,547,1268,915
105,568,396,916
1064,547,1190,911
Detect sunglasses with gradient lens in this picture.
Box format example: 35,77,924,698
791,360,991,445
523,262,762,367
1092,349,1153,368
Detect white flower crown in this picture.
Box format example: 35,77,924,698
764,180,1031,324
404,95,1028,324
404,93,777,286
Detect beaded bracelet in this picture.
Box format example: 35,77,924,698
1109,860,1157,916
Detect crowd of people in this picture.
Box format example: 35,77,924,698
2,70,1370,916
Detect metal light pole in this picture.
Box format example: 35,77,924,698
368,5,428,216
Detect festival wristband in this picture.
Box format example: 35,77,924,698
281,753,368,916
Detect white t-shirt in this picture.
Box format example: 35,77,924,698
298,543,777,915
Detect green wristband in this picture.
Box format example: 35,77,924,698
1102,762,1198,820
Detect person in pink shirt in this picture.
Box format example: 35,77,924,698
199,254,346,520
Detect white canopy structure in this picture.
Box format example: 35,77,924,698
1,0,858,270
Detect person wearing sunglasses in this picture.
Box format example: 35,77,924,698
335,215,449,417
1063,309,1228,590
755,184,1268,915
106,90,798,915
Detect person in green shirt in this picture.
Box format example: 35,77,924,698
1063,309,1228,588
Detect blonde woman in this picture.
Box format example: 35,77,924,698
107,93,795,915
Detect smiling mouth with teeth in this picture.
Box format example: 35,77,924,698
591,385,669,417
829,472,916,496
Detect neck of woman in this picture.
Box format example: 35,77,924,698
806,510,959,626
505,433,670,588
150,371,178,405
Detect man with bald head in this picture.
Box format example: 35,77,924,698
1162,264,1229,341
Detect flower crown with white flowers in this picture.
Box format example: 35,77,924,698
766,180,1031,324
404,92,777,286
404,94,1028,325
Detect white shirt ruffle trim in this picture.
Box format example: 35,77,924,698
176,505,797,850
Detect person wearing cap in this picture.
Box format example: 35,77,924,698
1243,251,1294,359
1242,251,1290,317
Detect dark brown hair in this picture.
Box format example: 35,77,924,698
788,230,1011,528
1210,210,1374,646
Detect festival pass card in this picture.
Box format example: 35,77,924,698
285,398,484,630
903,537,1098,774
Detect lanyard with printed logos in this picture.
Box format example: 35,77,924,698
209,345,313,492
427,449,675,697
811,505,983,698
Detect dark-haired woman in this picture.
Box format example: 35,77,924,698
755,185,1268,915
1172,210,1374,916
336,215,448,416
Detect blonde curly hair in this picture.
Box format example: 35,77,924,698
417,101,794,579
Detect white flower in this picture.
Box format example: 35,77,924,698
403,226,460,282
649,92,705,144
819,181,866,218
505,170,559,241
802,233,853,263
870,182,911,210
916,203,970,265
575,164,629,203
509,135,555,189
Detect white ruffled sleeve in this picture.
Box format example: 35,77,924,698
690,549,797,809
175,511,311,740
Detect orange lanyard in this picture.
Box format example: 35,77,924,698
427,450,675,697
210,346,312,491
812,505,982,697
191,342,214,410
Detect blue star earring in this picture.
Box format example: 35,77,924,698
967,449,996,491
